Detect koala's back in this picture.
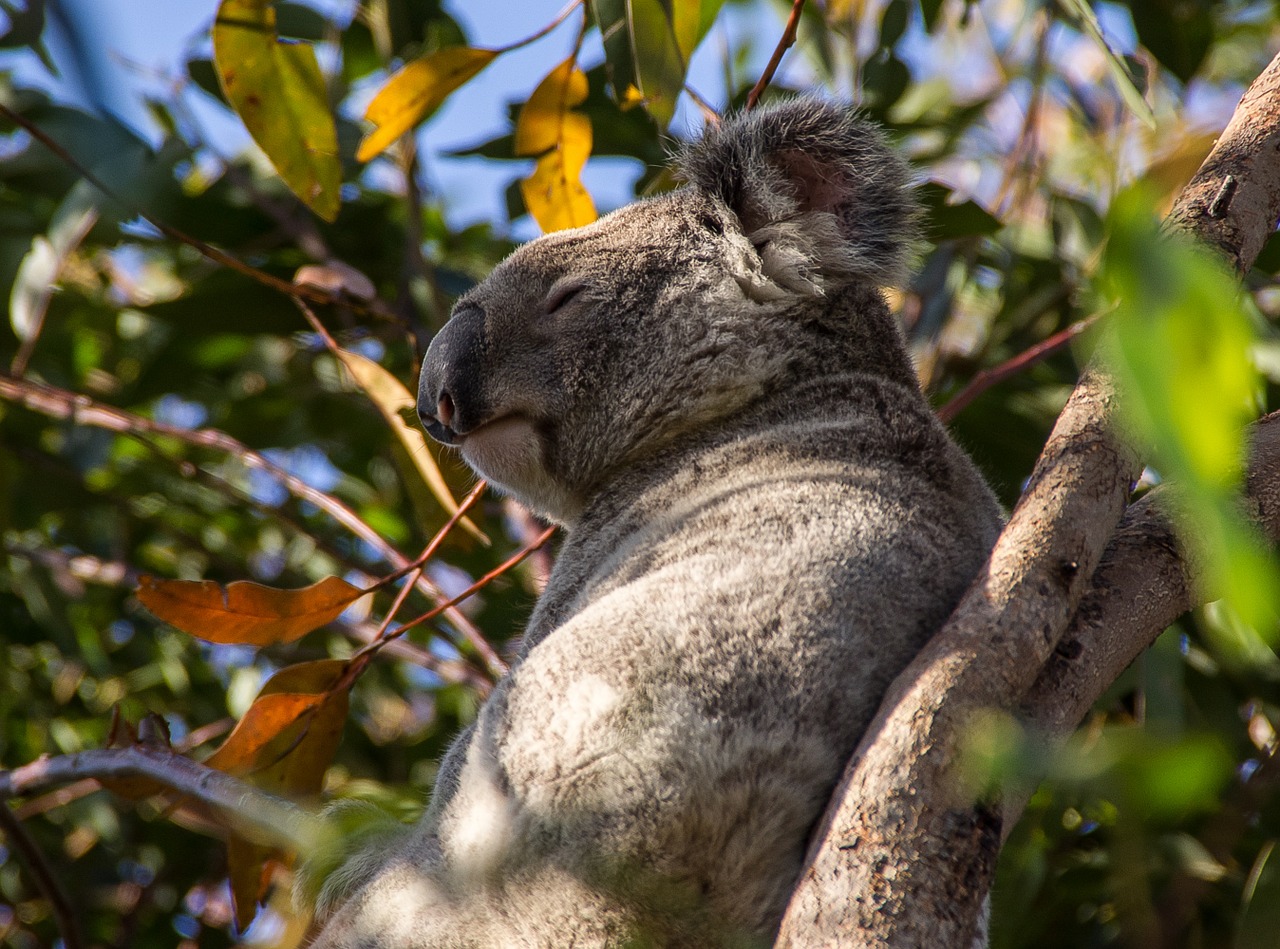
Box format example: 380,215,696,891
311,100,1003,948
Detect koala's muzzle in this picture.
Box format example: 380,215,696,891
418,305,489,446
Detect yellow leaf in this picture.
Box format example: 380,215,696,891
335,349,488,544
516,59,597,233
619,84,646,110
136,575,362,645
206,659,350,930
213,0,341,220
357,47,498,163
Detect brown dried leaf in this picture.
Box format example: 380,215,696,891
335,349,488,544
206,659,351,927
136,575,363,645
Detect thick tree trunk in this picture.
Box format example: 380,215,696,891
777,49,1280,947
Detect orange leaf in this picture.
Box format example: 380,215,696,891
205,659,350,795
136,575,362,645
516,58,597,233
207,659,350,929
227,837,280,931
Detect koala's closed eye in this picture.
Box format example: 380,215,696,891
699,213,724,236
544,282,587,314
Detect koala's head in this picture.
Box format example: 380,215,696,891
418,98,917,525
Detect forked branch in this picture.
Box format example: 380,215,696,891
778,48,1280,947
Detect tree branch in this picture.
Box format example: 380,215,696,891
1012,411,1280,940
1019,410,1280,777
1167,52,1280,274
779,368,1140,947
0,746,323,853
778,48,1280,946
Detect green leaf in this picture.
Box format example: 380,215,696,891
880,0,909,47
1097,187,1280,647
861,52,911,116
0,0,55,72
10,187,98,341
671,0,725,65
1238,843,1280,949
213,0,341,220
919,0,945,33
919,183,1002,241
592,0,687,130
1124,0,1213,84
1059,0,1156,128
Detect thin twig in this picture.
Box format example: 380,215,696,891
344,619,492,693
990,13,1050,216
222,161,334,263
0,372,491,656
371,525,557,657
0,372,397,567
0,102,396,322
346,482,499,685
936,315,1098,423
5,541,132,588
398,138,447,342
13,717,235,820
494,0,585,54
363,481,487,598
684,84,722,124
0,802,85,949
746,0,807,110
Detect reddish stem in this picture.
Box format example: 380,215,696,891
746,0,807,110
937,316,1097,424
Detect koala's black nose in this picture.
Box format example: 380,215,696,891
418,305,488,446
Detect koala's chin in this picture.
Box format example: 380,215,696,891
459,417,583,524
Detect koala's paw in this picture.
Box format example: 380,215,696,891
293,798,411,921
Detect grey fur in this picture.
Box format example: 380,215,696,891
310,98,1002,948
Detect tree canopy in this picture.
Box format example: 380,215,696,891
3,0,1280,946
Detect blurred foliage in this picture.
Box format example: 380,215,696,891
0,0,1278,945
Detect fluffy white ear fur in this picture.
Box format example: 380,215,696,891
677,98,919,291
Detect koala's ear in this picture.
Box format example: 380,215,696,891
677,98,918,290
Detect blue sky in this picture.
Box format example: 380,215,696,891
2,0,785,233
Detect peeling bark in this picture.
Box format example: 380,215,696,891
777,49,1280,947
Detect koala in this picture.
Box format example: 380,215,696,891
310,99,1003,948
